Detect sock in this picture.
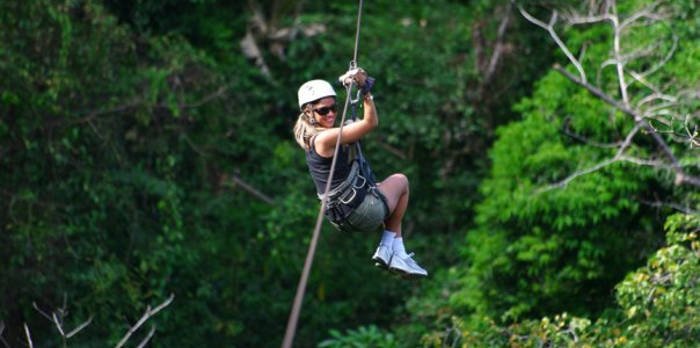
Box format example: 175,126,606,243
380,230,396,247
392,237,408,258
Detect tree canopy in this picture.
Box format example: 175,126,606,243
1,0,697,347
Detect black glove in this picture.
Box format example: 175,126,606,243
361,76,375,94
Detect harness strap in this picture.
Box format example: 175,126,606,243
318,160,360,204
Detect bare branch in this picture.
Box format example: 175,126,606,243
0,322,7,348
66,316,94,339
374,137,408,159
616,122,642,155
562,117,624,148
519,6,587,83
637,35,678,80
52,312,66,337
225,175,275,204
541,119,642,191
552,64,700,186
619,1,669,30
553,64,636,118
617,154,665,167
158,85,230,110
24,323,34,348
685,115,700,147
484,3,512,82
33,299,92,340
538,157,618,192
601,41,658,69
610,11,629,107
566,14,613,25
640,199,700,215
136,326,157,348
645,110,679,127
637,93,677,110
115,293,174,348
32,302,53,322
563,7,613,25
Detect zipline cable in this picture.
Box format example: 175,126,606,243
352,0,363,65
281,1,364,347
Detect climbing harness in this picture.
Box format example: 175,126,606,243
319,142,388,234
281,1,366,347
318,85,388,234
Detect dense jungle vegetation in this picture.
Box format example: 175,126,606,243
1,0,697,347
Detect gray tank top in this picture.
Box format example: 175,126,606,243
305,138,352,194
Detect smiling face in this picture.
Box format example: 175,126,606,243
310,97,338,128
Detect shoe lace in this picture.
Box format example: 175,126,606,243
404,252,418,265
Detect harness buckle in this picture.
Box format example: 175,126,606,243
339,188,357,205
353,175,366,189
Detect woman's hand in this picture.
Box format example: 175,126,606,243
352,68,368,87
338,68,368,87
338,68,374,94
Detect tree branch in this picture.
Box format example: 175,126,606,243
115,293,174,348
519,6,587,83
32,302,53,322
52,312,65,337
136,325,157,348
552,64,700,186
484,3,512,83
33,300,93,340
561,116,623,148
24,323,33,348
619,1,669,30
224,175,275,204
639,199,700,215
66,316,94,339
609,6,630,107
0,322,8,348
538,157,618,192
373,137,408,160
636,34,677,81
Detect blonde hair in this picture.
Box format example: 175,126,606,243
293,109,323,150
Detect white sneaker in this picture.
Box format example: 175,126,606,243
389,252,428,278
372,244,393,269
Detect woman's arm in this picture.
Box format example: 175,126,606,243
314,92,376,157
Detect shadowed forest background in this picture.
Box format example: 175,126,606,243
1,0,698,347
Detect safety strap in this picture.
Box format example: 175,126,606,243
348,96,377,187
317,160,361,204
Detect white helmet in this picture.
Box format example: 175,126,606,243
297,79,336,109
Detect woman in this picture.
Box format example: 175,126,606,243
293,68,427,278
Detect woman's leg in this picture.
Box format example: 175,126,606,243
376,173,409,237
375,173,427,277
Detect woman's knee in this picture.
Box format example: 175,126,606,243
390,173,409,192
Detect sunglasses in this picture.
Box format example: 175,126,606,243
314,104,337,116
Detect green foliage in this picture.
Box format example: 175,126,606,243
8,0,694,346
318,325,399,348
0,0,280,345
452,68,659,321
614,213,700,347
3,0,552,346
422,213,699,348
442,0,698,324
